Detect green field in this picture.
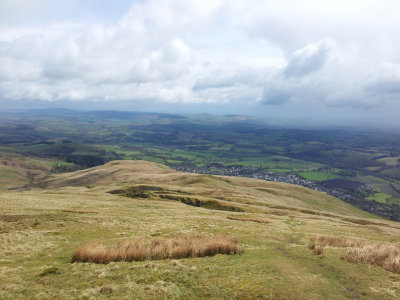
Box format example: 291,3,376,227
381,168,400,178
267,168,292,173
366,192,392,204
297,171,340,181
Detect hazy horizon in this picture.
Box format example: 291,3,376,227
1,0,400,128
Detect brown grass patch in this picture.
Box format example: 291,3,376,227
72,234,243,264
309,235,367,248
312,246,324,255
347,244,400,274
227,216,270,224
309,235,400,273
62,209,99,214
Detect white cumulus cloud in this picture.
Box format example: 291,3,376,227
0,0,400,124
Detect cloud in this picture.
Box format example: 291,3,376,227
259,38,400,109
283,38,335,77
364,63,400,95
1,0,400,127
261,86,291,105
235,0,400,59
0,0,55,23
192,68,266,90
0,0,219,103
365,78,400,95
261,39,337,106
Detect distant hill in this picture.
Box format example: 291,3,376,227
7,108,187,121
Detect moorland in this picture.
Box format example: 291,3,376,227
2,160,400,299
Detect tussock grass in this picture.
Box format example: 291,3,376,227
309,235,367,248
309,235,400,274
312,246,324,255
62,209,99,214
347,244,400,274
227,216,270,224
72,235,243,264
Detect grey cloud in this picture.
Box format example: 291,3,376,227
260,77,390,109
260,38,393,109
364,64,400,95
261,39,336,106
192,69,264,90
365,79,400,94
362,63,400,101
284,38,335,77
0,0,55,24
236,1,400,62
261,86,291,105
194,39,335,105
193,71,240,90
195,84,261,104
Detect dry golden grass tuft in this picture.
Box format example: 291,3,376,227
62,209,99,214
309,235,367,248
312,246,324,256
72,235,243,264
347,244,400,274
227,216,270,224
309,235,400,273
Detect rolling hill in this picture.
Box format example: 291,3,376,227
1,160,400,299
38,160,372,218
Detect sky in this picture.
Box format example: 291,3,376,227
0,0,400,127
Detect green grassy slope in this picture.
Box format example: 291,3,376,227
1,161,400,299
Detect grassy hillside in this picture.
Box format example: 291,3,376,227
38,161,371,218
1,161,400,299
0,152,54,190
